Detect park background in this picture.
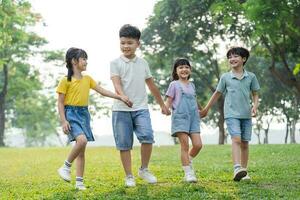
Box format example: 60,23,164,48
0,0,299,199
1,0,299,148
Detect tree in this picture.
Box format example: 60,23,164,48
142,0,232,144
0,1,61,146
214,0,300,96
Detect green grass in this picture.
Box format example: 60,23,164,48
0,144,299,199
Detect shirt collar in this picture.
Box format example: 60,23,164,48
120,55,138,63
230,69,249,79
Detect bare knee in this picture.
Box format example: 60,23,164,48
76,135,88,147
241,141,249,150
232,137,242,145
193,142,203,151
180,142,189,153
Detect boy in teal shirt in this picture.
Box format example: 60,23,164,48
202,47,260,181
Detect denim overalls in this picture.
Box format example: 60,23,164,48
171,81,200,137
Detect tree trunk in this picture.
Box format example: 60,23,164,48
217,97,225,144
255,128,261,144
290,120,297,144
285,122,289,144
0,64,8,147
263,130,269,144
263,123,271,144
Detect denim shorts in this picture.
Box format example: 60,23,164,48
65,105,95,142
112,109,154,150
171,110,200,137
225,118,252,141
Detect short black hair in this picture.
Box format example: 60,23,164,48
226,47,250,65
119,24,141,40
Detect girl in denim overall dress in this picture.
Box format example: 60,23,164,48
165,58,203,182
56,48,132,190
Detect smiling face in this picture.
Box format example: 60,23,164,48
120,37,140,59
176,64,191,80
228,54,246,69
73,57,88,72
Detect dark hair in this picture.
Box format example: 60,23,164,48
119,24,141,40
171,58,191,81
226,47,250,65
65,47,88,81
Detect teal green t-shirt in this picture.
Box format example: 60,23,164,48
216,70,260,119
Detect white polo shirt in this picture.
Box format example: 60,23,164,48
110,55,152,111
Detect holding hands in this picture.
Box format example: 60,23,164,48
119,95,133,108
161,104,171,116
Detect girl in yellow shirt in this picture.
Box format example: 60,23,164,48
56,47,132,190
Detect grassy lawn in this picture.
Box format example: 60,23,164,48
0,144,299,199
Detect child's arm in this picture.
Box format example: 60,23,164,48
93,85,133,107
201,91,222,118
111,76,126,96
165,96,173,112
57,93,71,134
251,91,259,117
146,78,171,115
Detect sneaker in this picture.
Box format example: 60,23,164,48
58,166,71,182
241,174,251,181
184,170,197,183
233,168,247,181
125,175,136,187
75,182,87,190
138,168,157,184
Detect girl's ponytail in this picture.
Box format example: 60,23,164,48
66,62,73,82
65,47,88,82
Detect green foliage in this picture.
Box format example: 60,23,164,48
0,145,299,199
294,63,300,75
0,0,63,146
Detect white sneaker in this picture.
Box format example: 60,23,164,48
138,168,157,184
241,174,251,181
58,166,71,182
75,182,87,190
184,170,197,183
125,175,136,187
233,168,247,181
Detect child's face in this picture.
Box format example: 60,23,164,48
120,37,140,59
228,54,245,68
176,65,191,80
74,57,87,71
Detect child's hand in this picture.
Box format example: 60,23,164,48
62,120,71,134
161,105,171,116
200,108,208,118
120,95,133,108
251,106,257,117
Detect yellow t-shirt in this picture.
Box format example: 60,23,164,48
56,75,97,106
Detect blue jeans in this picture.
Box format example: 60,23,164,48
225,118,252,141
112,109,154,150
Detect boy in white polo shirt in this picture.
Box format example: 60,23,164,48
110,24,170,187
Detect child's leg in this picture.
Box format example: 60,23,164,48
178,132,197,182
240,141,249,168
76,145,86,178
67,135,88,163
177,133,190,166
189,134,202,158
120,150,132,176
231,136,242,166
141,143,152,168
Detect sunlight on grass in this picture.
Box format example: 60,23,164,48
0,145,299,199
